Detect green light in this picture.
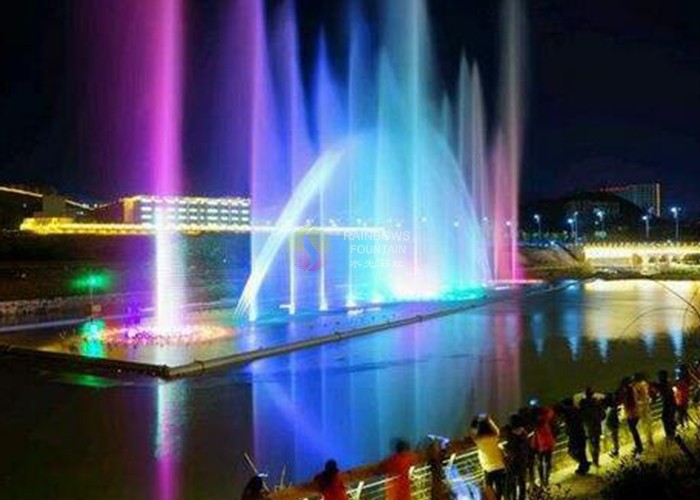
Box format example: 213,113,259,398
73,272,112,291
80,319,106,339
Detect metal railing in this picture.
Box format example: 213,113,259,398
280,396,676,500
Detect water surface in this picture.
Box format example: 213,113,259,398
2,280,699,499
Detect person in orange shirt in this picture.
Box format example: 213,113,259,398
531,406,556,486
314,460,348,500
381,440,419,500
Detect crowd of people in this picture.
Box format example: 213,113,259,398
242,362,699,500
469,363,698,499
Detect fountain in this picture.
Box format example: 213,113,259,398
73,0,525,345
234,0,524,321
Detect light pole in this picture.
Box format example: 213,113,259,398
573,211,579,243
642,215,650,240
75,272,108,323
567,218,575,243
671,207,680,242
534,214,542,240
595,209,605,235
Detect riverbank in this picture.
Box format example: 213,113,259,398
269,359,700,500
521,244,700,282
528,266,700,282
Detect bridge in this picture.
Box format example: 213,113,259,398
583,242,700,267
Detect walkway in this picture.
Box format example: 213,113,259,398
550,413,693,499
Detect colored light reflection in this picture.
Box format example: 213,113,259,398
79,323,232,347
155,381,185,500
80,319,107,339
78,320,107,358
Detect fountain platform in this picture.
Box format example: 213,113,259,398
0,281,556,378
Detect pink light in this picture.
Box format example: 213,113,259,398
148,0,187,333
150,0,183,197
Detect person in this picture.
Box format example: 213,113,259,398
519,402,539,485
241,475,267,500
382,439,419,500
655,370,677,440
675,365,691,428
503,415,529,500
604,392,621,458
558,398,590,475
531,406,556,486
579,387,605,467
314,460,348,500
426,440,451,500
632,372,654,448
470,414,507,499
620,377,643,457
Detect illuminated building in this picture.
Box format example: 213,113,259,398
600,183,662,217
22,195,252,235
95,195,251,226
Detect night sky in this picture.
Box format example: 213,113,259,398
1,0,699,211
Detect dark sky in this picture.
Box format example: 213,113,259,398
524,0,700,213
1,0,699,211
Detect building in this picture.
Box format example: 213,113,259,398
0,185,91,229
95,195,251,226
23,194,251,235
600,183,662,217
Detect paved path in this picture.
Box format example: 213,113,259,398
549,417,693,498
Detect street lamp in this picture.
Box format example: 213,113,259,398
642,215,650,240
595,209,605,234
671,207,681,242
567,218,575,243
74,271,110,320
533,214,542,240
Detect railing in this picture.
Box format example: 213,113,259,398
584,242,700,248
273,397,671,500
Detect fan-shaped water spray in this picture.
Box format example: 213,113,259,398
234,0,525,321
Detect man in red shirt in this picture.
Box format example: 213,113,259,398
314,460,348,500
381,440,419,500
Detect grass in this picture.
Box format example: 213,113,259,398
600,435,700,499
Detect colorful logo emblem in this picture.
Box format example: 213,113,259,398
294,226,327,272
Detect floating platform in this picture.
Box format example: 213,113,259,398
0,281,565,379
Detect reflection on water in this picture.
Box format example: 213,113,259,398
1,281,700,499
246,280,700,486
155,382,184,500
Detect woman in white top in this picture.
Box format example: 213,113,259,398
470,415,506,499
